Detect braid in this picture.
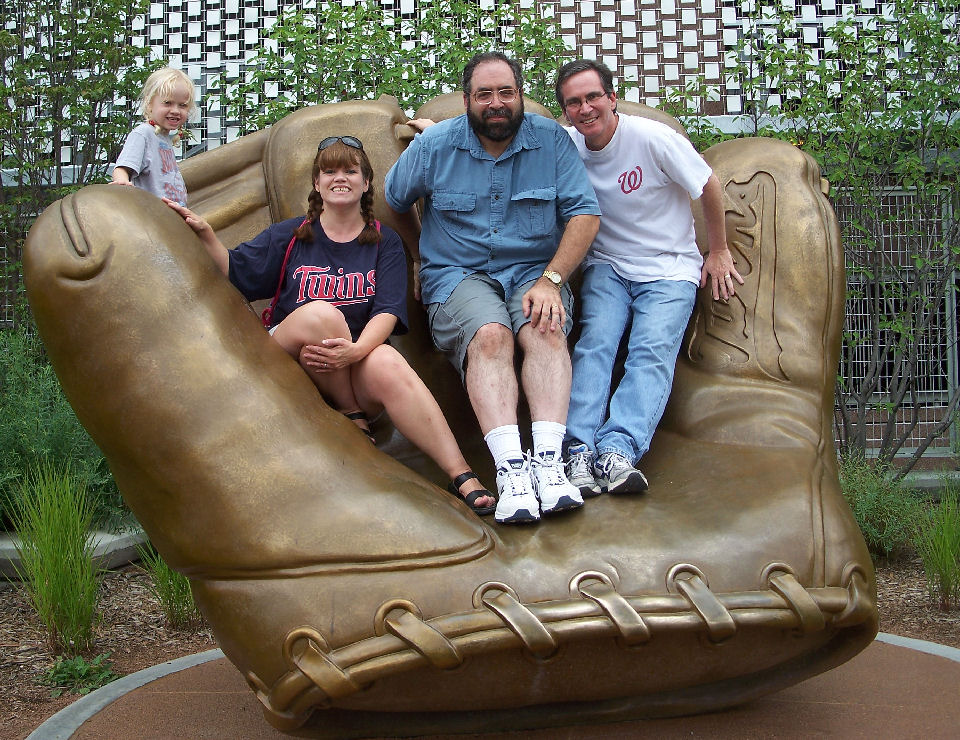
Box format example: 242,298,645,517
296,190,324,241
357,187,380,245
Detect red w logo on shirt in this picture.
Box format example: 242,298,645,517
618,166,643,194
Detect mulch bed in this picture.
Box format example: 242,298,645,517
876,555,960,647
1,566,215,740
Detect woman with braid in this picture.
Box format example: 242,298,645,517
166,136,497,516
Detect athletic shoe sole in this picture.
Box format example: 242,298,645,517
603,471,649,495
578,484,602,498
496,508,540,524
540,495,584,515
567,475,601,499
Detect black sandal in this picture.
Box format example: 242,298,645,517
342,410,376,444
448,472,497,516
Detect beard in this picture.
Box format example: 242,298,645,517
467,98,525,142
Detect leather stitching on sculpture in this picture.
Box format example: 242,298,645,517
481,588,558,658
674,575,737,643
251,569,873,729
835,566,874,627
768,572,827,634
284,627,359,699
384,610,463,669
578,581,652,646
689,173,787,381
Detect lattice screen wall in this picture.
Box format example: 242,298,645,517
2,1,915,156
124,0,900,151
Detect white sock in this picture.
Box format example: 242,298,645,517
484,425,524,469
532,421,566,462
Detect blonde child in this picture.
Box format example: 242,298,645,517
112,67,195,206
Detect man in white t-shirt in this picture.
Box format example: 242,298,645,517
555,59,743,495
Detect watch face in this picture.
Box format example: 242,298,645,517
544,271,561,285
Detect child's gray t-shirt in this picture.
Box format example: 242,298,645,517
115,122,188,206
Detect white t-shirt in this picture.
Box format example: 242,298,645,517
567,114,712,284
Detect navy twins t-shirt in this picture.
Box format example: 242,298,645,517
227,216,409,340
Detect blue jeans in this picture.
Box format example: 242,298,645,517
566,263,697,463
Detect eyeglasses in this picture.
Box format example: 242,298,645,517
472,87,519,105
318,136,363,151
563,91,609,111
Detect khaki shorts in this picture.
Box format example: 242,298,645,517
426,272,574,380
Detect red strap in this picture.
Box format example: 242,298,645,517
261,218,309,328
261,218,381,327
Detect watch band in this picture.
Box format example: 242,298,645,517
542,269,563,287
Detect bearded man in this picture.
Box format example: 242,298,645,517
385,51,600,525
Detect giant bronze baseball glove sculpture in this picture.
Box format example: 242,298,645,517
24,97,877,737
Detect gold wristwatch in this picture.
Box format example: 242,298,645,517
541,269,563,288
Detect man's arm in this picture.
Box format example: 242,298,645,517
522,213,599,333
698,175,743,301
522,123,602,332
384,137,430,301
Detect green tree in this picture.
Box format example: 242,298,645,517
0,0,148,517
725,1,960,474
216,0,569,133
0,0,154,324
0,324,122,531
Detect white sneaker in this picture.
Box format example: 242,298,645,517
532,451,584,514
494,459,540,524
595,452,649,494
565,444,601,498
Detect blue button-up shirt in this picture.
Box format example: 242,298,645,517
384,112,601,305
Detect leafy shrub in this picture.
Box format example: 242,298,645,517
913,486,960,611
838,454,924,561
217,0,570,132
1,0,153,268
725,1,960,472
138,544,201,630
39,653,121,697
0,324,126,531
11,462,101,653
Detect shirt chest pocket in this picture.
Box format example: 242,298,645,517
511,187,556,238
432,191,477,236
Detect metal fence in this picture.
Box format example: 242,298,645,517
835,189,958,457
0,233,19,329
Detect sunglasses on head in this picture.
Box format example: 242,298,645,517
318,136,363,151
